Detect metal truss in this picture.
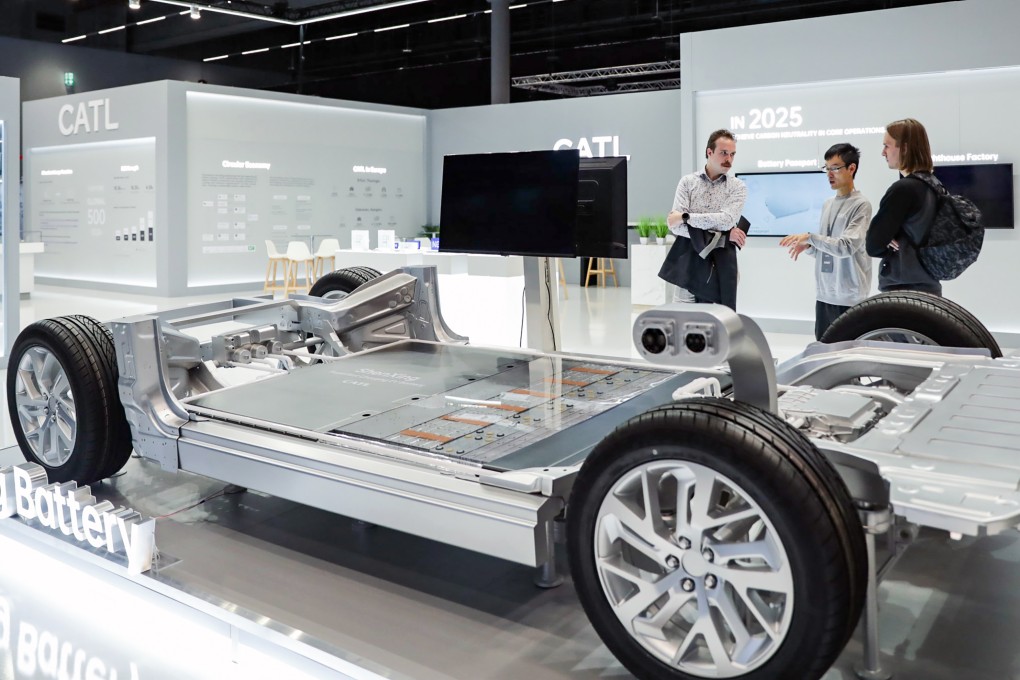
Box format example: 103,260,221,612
148,0,431,25
512,60,680,85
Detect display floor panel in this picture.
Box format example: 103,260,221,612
2,444,1020,679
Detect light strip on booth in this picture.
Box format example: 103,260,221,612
98,25,126,34
242,47,270,55
374,23,410,32
428,14,466,23
326,32,358,40
62,34,87,43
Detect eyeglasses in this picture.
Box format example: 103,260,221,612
824,164,847,174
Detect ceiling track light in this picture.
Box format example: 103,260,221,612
128,0,141,9
190,4,201,19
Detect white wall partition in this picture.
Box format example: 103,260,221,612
0,76,21,362
681,0,1020,335
427,90,683,285
24,82,167,293
428,90,683,223
24,82,428,296
184,91,426,289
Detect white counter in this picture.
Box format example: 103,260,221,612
334,249,523,277
0,241,46,297
630,243,671,306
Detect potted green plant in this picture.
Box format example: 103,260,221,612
636,217,653,245
654,217,670,245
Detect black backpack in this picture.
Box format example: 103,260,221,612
906,173,984,280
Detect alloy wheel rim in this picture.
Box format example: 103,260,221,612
857,327,938,345
594,458,794,677
14,346,77,467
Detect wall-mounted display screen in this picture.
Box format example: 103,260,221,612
577,156,628,259
933,163,1014,229
440,149,580,257
735,171,831,237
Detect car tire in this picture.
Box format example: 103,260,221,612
821,291,1001,357
308,267,382,300
7,315,133,485
567,397,866,680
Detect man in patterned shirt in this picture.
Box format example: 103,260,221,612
658,129,748,308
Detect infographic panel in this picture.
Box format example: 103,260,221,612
187,93,426,287
30,138,157,287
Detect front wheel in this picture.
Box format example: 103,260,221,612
567,398,866,680
7,316,133,484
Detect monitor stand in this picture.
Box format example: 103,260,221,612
523,256,562,353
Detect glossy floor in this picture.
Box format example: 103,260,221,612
0,282,1015,680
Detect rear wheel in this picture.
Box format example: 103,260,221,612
308,267,382,300
7,316,132,484
568,398,866,680
821,291,1001,356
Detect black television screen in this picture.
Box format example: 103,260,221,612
576,156,628,259
933,163,1014,229
439,150,580,257
735,171,832,237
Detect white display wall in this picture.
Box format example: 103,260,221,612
0,76,21,361
681,0,1020,336
24,82,428,296
30,137,158,287
185,92,426,288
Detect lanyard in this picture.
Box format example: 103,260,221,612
825,198,849,237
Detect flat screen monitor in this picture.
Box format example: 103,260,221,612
933,163,1014,229
576,156,628,259
735,171,831,237
439,150,580,257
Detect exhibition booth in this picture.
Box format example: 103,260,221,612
7,1,1020,679
20,13,1020,336
23,82,428,296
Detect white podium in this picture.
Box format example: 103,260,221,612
630,243,671,306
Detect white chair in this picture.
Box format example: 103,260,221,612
283,241,315,295
312,238,340,280
264,240,288,293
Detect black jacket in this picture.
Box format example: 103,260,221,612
658,228,739,310
866,173,941,294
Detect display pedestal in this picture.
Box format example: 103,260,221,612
630,242,671,305
0,448,619,680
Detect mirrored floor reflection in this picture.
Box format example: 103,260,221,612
0,530,338,680
2,442,1020,678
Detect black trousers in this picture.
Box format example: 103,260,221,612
815,301,850,341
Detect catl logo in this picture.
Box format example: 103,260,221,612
553,135,620,158
57,98,120,136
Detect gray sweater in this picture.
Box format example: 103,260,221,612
806,190,873,307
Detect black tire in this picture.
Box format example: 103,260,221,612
7,316,133,485
567,398,866,680
308,267,382,299
821,291,1001,357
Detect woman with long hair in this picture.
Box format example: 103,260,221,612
865,118,941,295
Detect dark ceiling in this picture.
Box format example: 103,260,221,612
9,0,952,109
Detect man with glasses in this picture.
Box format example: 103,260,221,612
658,129,748,309
779,143,873,340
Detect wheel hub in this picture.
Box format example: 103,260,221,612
593,458,795,677
14,345,77,467
681,550,710,578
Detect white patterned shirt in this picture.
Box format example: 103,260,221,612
669,169,748,239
